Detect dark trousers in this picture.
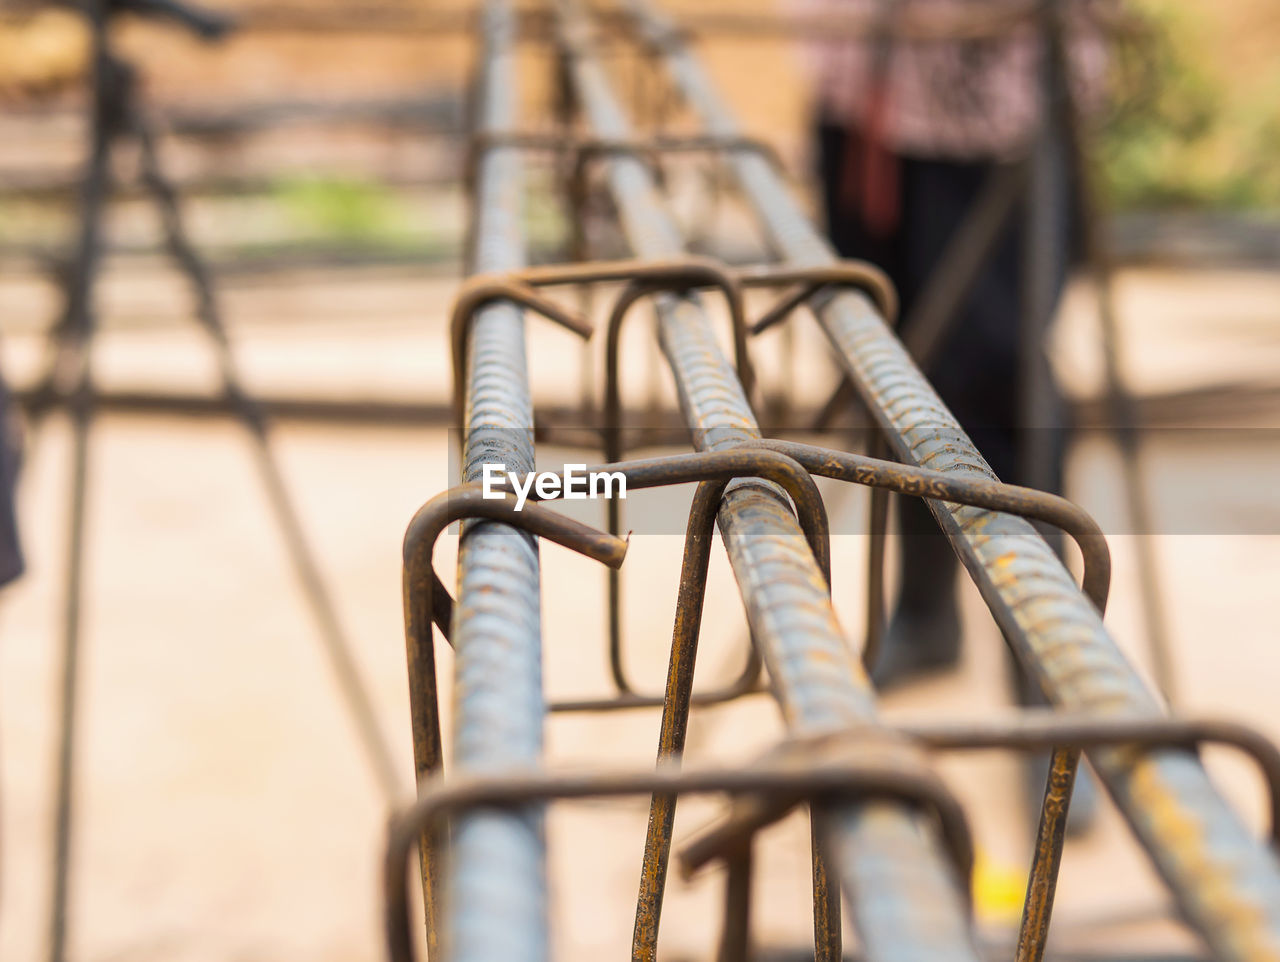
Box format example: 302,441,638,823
0,375,21,589
816,119,1069,615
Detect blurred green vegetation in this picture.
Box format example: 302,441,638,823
1099,3,1280,210
272,169,572,253
273,175,410,241
268,173,474,259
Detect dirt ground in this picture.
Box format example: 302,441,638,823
2,3,1280,961
0,255,1278,960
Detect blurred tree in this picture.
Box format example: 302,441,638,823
1099,2,1280,209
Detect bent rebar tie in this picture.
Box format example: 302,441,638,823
400,487,627,955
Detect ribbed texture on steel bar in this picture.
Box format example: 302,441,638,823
556,6,979,959
449,4,548,961
625,3,1280,956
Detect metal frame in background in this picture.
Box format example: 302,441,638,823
31,7,403,962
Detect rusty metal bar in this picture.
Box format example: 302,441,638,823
430,3,549,960
385,702,1280,962
748,439,1111,616
485,448,828,713
623,2,1280,957
551,4,979,961
401,484,629,955
386,741,976,962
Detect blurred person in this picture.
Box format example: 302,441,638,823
801,0,1108,687
802,1,1115,832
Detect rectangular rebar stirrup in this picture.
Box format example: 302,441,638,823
552,5,980,962
502,446,1104,962
433,4,549,961
463,130,784,193
620,2,1280,957
506,443,1108,714
488,447,833,713
385,742,976,962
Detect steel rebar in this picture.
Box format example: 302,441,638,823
435,3,548,960
553,5,979,960
624,3,1280,956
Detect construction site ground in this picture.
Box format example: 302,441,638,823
0,254,1277,961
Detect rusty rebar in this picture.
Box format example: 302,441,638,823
552,4,980,959
436,4,551,960
625,2,1280,955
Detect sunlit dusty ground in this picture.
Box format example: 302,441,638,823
0,255,1278,960
1,1,1279,958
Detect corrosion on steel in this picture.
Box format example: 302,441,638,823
551,3,980,960
622,1,1280,956
428,4,553,961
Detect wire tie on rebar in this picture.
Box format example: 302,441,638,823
676,727,974,896
739,261,899,336
603,258,754,444
475,447,829,709
897,711,1280,846
403,482,629,645
450,273,594,425
745,438,1111,615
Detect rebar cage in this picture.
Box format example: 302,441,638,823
392,3,1280,962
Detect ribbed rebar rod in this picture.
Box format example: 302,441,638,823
554,6,979,961
624,3,1280,957
444,4,547,960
